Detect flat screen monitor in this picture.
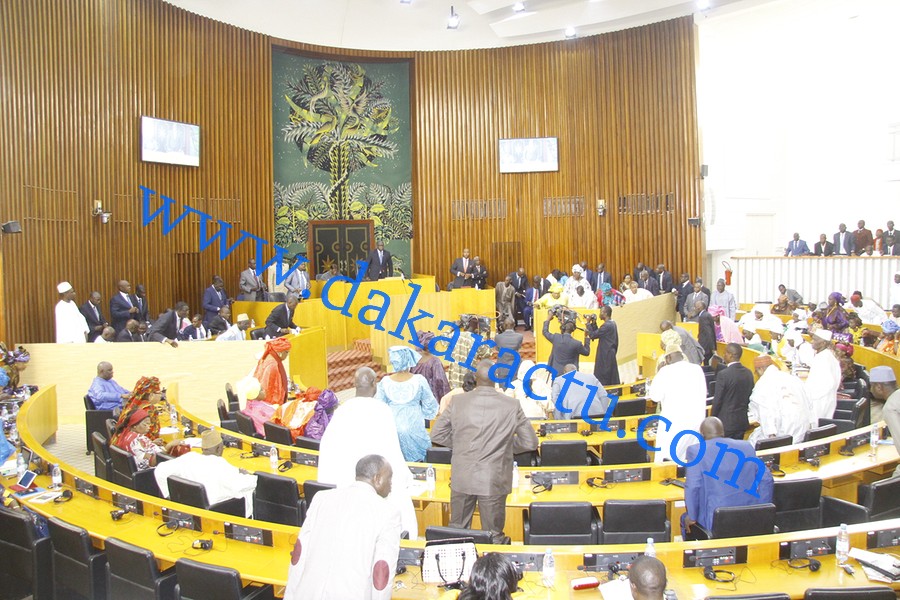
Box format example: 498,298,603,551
498,137,558,173
141,116,200,167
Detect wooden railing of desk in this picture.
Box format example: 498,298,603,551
17,386,900,597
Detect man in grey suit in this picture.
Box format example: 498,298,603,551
239,258,267,301
493,318,523,389
542,313,590,376
430,360,539,544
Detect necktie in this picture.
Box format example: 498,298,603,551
124,293,133,307
378,251,383,263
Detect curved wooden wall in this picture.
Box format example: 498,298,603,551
0,0,701,344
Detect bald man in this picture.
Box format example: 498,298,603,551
629,555,667,600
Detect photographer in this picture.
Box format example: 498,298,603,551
542,310,590,376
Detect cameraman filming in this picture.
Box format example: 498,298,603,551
542,309,590,376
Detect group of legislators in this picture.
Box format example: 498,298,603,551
784,219,899,256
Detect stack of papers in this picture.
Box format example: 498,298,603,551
848,547,900,582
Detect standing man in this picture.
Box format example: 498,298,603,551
430,360,539,544
471,256,488,289
365,241,393,281
696,302,716,364
833,223,855,256
264,294,300,338
682,417,773,540
709,279,737,320
449,248,473,289
510,267,528,324
284,455,401,600
805,329,841,421
748,355,812,445
493,318,523,388
683,282,709,322
86,362,130,412
647,349,708,463
854,220,874,255
201,276,230,325
134,284,150,323
522,276,544,331
656,264,675,294
148,301,190,347
284,260,310,298
239,258,267,301
542,313,590,375
675,273,693,316
884,221,897,246
585,306,620,386
79,291,108,342
784,233,811,256
593,263,613,291
55,282,89,343
814,234,834,256
711,343,754,439
874,367,900,477
109,280,139,332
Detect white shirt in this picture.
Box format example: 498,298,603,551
748,365,812,445
55,300,89,343
622,288,654,304
284,481,401,600
317,396,417,538
154,452,257,517
805,348,841,423
853,299,886,325
648,360,708,463
568,291,598,309
215,324,247,342
563,276,592,298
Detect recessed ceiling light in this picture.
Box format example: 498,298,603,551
512,1,525,12
565,26,577,39
697,0,711,9
447,6,460,29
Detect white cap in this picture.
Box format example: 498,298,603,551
236,313,250,322
813,329,833,342
870,366,896,384
57,282,73,294
571,264,584,274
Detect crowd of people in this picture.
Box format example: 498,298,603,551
784,220,900,256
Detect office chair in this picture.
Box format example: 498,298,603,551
225,383,240,413
267,292,286,303
425,526,495,545
263,421,294,446
174,558,274,600
234,411,261,439
857,476,900,521
252,472,304,527
611,398,647,417
754,434,793,452
600,500,670,544
167,476,245,518
109,444,161,497
600,439,648,466
820,496,869,527
105,537,177,600
84,394,114,454
803,587,896,600
0,506,52,600
708,503,776,539
772,478,822,532
91,431,113,481
803,423,837,443
523,502,601,545
816,418,855,435
300,480,336,524
293,435,321,451
539,440,589,466
425,446,452,464
48,517,107,600
105,418,118,441
707,595,790,600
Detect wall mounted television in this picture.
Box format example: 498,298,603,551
141,116,200,167
498,137,558,173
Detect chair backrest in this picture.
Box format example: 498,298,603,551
91,431,113,481
302,480,336,512
225,383,240,412
83,394,96,410
293,436,321,451
48,516,105,598
816,418,855,435
217,399,229,424
425,446,452,464
425,526,494,544
0,505,40,581
601,500,669,544
710,503,776,539
600,439,648,466
804,587,896,600
707,594,791,600
109,444,137,488
858,476,900,520
524,502,599,545
105,536,163,594
253,472,303,527
105,418,118,440
852,396,870,428
612,398,646,417
821,496,870,528
234,411,257,438
773,478,823,532
539,440,588,466
167,475,211,510
803,423,837,443
264,421,294,446
175,558,245,600
755,434,793,451
268,292,286,303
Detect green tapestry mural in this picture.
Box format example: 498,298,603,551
272,50,412,276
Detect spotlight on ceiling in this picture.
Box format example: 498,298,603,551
564,26,577,39
447,6,460,29
697,0,711,9
512,1,525,12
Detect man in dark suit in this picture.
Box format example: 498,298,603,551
542,313,590,375
449,248,474,289
656,264,675,294
134,284,150,323
638,270,660,295
696,277,711,299
493,318,523,388
580,262,594,289
264,294,300,338
696,302,717,365
832,223,855,256
592,263,613,291
883,221,897,246
365,241,393,280
116,319,143,342
682,416,773,540
109,280,140,332
80,291,108,342
632,262,647,283
883,235,900,256
710,343,754,439
675,273,693,316
471,256,488,289
813,234,834,256
208,305,232,336
509,267,528,323
522,277,544,330
201,276,230,325
430,359,539,544
148,301,190,347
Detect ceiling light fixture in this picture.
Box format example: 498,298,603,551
447,6,460,29
512,2,525,12
564,26,577,39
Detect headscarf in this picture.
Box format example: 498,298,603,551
660,329,683,356
389,346,421,372
834,342,854,357
829,292,845,305
126,408,151,428
883,320,900,334
753,355,775,370
112,407,151,448
263,337,292,358
571,264,584,274
114,376,163,442
255,339,291,405
417,331,435,349
752,304,770,318
0,369,8,388
549,283,564,294
9,347,30,363
303,389,339,440
708,305,726,317
784,330,803,345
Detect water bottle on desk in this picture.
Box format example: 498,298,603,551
836,523,850,565
511,462,519,491
645,537,656,557
269,446,279,471
50,464,62,489
425,465,435,492
169,403,178,426
16,453,26,478
869,425,879,458
541,548,555,587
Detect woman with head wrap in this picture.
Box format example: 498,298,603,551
376,346,438,462
302,389,339,440
253,337,293,406
709,305,745,345
821,292,850,333
113,376,165,442
596,282,626,307
411,331,450,402
833,342,856,381
877,319,899,356
507,360,551,418
0,344,37,398
112,408,180,469
657,329,685,370
448,318,492,389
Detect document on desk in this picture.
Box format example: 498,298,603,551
848,547,900,582
599,577,633,599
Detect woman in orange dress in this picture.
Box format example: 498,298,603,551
242,338,293,435
112,376,165,443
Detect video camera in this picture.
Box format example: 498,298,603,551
548,304,579,327
458,314,492,336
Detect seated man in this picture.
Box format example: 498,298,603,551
153,429,257,518
682,417,774,540
115,319,143,342
86,361,130,412
208,305,232,336
215,313,252,341
550,364,609,419
264,294,300,338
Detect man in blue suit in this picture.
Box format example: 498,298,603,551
784,233,811,256
109,280,140,332
682,417,774,539
201,276,231,325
